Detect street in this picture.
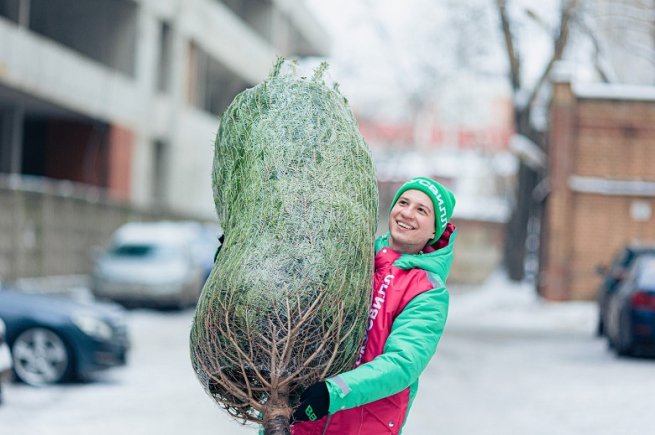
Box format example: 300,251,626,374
1,273,653,435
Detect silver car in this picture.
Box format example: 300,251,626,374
92,222,207,309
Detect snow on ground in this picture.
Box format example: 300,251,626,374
447,270,598,335
406,271,654,435
1,310,254,435
1,271,653,435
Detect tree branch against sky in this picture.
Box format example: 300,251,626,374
307,0,504,122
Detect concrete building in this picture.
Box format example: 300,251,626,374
0,0,329,219
540,77,655,300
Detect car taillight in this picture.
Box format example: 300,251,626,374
631,291,655,309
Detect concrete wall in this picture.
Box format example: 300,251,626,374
0,175,200,281
448,218,504,285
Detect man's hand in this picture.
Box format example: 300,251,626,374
292,381,329,423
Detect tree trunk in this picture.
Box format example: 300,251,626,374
263,388,291,435
504,161,537,281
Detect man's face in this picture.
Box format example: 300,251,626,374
388,189,435,254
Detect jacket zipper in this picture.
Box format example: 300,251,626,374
321,415,333,435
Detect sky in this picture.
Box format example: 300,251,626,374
304,0,504,121
304,0,605,125
305,0,521,123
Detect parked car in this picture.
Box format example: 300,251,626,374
605,254,655,357
0,289,129,386
92,221,208,309
596,244,655,336
189,223,222,284
0,318,11,403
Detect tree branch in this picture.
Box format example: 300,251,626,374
496,0,521,92
524,0,582,111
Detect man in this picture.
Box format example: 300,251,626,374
292,176,457,434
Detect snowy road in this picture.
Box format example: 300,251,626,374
1,273,653,435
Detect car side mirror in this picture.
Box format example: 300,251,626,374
610,268,626,280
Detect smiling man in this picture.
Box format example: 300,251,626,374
292,177,457,435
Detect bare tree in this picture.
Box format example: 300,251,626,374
496,0,582,280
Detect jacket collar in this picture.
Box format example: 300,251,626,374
374,245,403,269
374,223,457,282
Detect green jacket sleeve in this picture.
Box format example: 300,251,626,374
326,285,449,413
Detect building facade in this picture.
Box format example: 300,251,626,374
0,0,328,218
540,77,655,300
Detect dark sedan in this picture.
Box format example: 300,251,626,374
0,289,130,385
596,244,655,336
605,255,655,357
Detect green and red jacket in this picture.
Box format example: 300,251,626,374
292,223,456,434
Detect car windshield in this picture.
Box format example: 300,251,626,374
636,257,655,290
108,244,180,260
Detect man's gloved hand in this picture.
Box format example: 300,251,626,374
292,381,329,423
213,234,225,263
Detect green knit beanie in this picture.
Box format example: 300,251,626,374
390,177,456,245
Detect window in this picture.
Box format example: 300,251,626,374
157,21,173,93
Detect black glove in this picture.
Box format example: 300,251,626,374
213,234,225,263
292,381,330,423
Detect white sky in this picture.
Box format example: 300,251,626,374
305,0,511,121
304,0,604,124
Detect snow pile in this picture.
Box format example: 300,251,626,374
448,270,597,335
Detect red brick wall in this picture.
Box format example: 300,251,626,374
568,194,655,299
106,125,133,201
575,101,655,179
541,81,655,300
540,82,576,300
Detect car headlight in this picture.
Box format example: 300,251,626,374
72,313,113,340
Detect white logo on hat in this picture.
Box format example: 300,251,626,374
415,179,448,227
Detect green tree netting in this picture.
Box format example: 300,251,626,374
189,58,378,429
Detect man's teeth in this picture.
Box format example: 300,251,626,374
397,221,413,230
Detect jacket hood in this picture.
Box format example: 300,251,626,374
375,223,457,284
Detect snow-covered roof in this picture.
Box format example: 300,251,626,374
510,135,546,170
572,81,655,102
569,176,655,196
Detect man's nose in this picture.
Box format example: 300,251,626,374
400,207,414,219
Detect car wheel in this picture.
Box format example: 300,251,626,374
11,327,73,386
596,319,604,337
615,312,633,357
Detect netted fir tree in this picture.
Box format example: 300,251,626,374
189,58,378,434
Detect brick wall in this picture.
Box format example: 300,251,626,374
541,80,655,300
107,124,133,200
576,101,655,179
